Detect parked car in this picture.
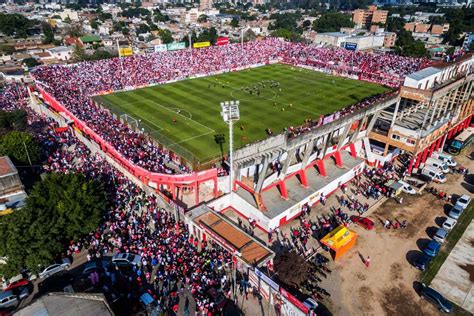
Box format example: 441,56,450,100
448,204,463,220
421,166,447,183
112,253,141,267
303,298,319,311
431,152,457,167
455,194,471,210
420,284,452,313
39,258,71,279
3,279,29,292
423,240,441,257
398,180,417,195
413,253,432,271
442,218,457,232
433,228,448,244
350,216,375,230
82,260,110,277
0,291,19,310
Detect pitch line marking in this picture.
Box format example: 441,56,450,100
123,99,215,133
169,130,215,146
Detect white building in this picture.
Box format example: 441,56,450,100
48,46,73,62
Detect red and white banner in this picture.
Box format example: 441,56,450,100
216,37,229,46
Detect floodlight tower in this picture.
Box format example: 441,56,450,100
220,100,240,194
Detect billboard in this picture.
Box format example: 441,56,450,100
193,41,211,48
167,42,186,51
345,42,358,51
154,44,167,52
119,47,133,57
216,37,229,46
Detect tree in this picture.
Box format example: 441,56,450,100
137,23,150,34
72,45,88,62
64,16,72,24
22,57,39,68
303,19,311,29
386,16,405,33
90,19,101,30
99,12,112,22
0,44,15,55
0,109,27,131
274,252,310,287
41,22,54,44
0,131,41,165
198,14,209,23
0,13,34,38
158,29,173,44
230,17,239,28
0,173,107,277
89,50,115,60
312,12,354,32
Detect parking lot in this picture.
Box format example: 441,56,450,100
317,148,474,315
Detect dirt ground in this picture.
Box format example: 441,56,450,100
319,147,474,316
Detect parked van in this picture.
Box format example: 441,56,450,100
421,166,447,183
425,157,449,173
431,152,457,167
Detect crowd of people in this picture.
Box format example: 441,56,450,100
31,39,426,175
1,85,236,315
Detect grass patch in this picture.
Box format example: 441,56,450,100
95,63,388,164
421,202,473,285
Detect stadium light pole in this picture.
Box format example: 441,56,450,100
220,101,240,195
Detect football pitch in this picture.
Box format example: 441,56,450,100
94,64,389,164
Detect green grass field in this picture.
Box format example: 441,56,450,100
95,64,388,164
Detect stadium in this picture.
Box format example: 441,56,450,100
29,38,472,234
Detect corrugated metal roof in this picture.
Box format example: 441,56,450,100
406,67,441,80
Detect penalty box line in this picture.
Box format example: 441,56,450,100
123,99,215,134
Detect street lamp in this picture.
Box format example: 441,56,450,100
220,101,240,194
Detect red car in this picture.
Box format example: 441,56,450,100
350,216,375,230
3,279,30,292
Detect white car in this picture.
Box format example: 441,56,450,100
455,194,471,210
398,180,417,195
39,259,71,279
112,253,142,267
442,218,457,231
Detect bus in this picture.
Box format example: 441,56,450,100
448,127,474,155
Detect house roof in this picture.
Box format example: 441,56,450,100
0,156,17,178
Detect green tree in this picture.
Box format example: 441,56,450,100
198,14,209,23
303,19,311,29
0,109,27,131
122,27,130,36
99,12,112,22
137,24,150,34
71,45,88,62
22,57,39,68
0,173,107,277
274,252,310,287
386,16,405,33
0,44,15,55
0,13,34,38
158,29,173,44
90,50,115,60
41,22,55,44
230,17,239,28
312,12,354,32
64,16,72,24
0,131,41,165
90,19,101,30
